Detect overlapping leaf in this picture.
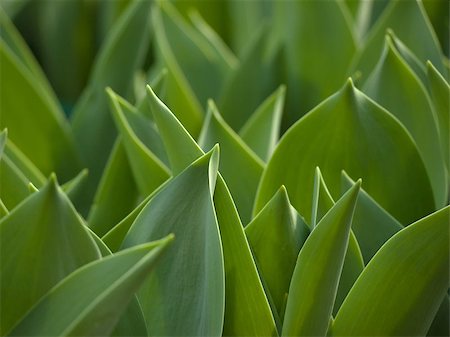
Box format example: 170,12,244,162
255,79,434,226
332,206,450,336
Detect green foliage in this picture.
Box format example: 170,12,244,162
1,0,448,336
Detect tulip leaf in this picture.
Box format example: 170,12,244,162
0,198,7,218
245,186,310,327
0,41,81,181
364,36,447,206
428,295,450,337
351,0,446,80
273,0,356,125
239,85,285,162
341,171,403,263
199,101,264,224
147,86,278,336
9,236,173,336
255,79,434,226
427,61,450,177
108,88,170,197
88,139,139,237
332,206,450,336
310,167,365,315
122,148,225,336
71,0,152,209
282,180,361,337
0,176,101,335
61,168,89,203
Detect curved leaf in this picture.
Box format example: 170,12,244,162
282,181,361,336
341,171,403,263
147,86,278,336
255,79,434,225
332,206,450,336
245,186,310,326
363,36,446,206
0,176,101,335
122,148,224,336
239,85,285,162
9,237,173,336
199,101,264,224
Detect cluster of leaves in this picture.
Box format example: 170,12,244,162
0,0,449,336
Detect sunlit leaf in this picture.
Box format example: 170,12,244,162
282,181,361,336
0,176,101,335
255,79,434,226
332,206,450,336
9,236,173,336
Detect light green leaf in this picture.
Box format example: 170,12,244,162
255,79,434,226
9,236,173,336
0,129,6,157
151,3,203,136
239,85,285,162
273,0,356,125
282,180,361,337
147,86,278,336
310,168,365,315
0,176,101,335
88,139,139,237
245,186,310,327
219,25,281,131
0,198,7,218
199,101,264,224
351,0,446,80
364,36,447,207
71,0,152,210
332,206,450,336
61,168,89,205
427,61,450,177
0,41,81,181
122,148,225,336
108,88,170,197
341,171,403,263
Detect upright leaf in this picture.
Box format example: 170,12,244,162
282,181,361,336
245,186,310,326
0,41,81,180
239,86,285,162
9,237,173,336
364,36,447,206
122,148,224,336
199,101,264,224
332,206,450,336
273,0,356,125
71,0,152,209
341,171,403,263
147,86,278,336
255,79,434,226
0,176,101,335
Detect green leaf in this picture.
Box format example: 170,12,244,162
310,168,365,315
364,36,447,207
0,129,6,157
71,0,152,209
61,168,89,203
108,88,170,196
255,79,434,226
0,41,81,181
332,206,450,336
199,101,264,224
0,198,7,219
239,85,285,162
218,25,281,131
245,186,310,327
273,0,356,125
122,148,225,336
88,139,139,237
151,2,203,136
428,295,450,337
341,171,403,263
147,86,278,336
282,180,361,337
0,176,101,335
9,236,173,336
427,61,450,178
351,0,446,80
